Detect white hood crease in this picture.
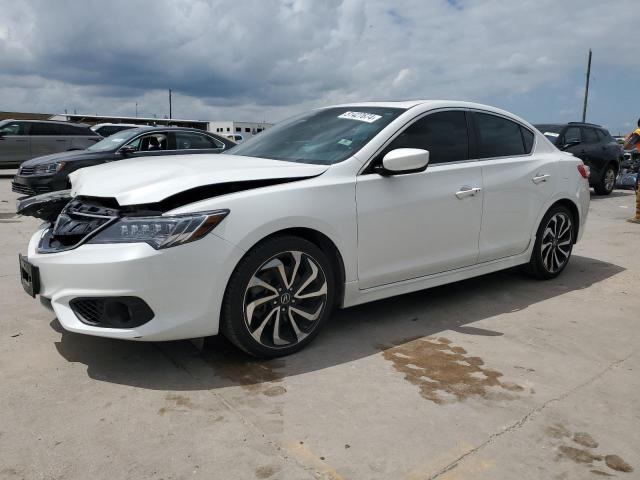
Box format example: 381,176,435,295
69,154,329,205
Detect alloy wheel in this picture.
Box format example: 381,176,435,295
604,168,615,192
243,250,328,348
540,212,573,273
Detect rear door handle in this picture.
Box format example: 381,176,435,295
455,186,482,199
532,174,551,184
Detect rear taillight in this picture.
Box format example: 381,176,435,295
577,164,589,178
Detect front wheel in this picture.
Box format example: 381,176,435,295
221,236,335,358
525,205,574,280
593,165,616,195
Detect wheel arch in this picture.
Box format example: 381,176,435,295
546,198,580,244
233,227,347,309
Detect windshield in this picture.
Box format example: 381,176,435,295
227,107,405,164
87,128,146,151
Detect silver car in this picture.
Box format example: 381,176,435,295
0,119,101,167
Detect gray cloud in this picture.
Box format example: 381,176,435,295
0,0,638,128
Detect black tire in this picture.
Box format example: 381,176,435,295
525,205,574,280
593,164,616,195
221,236,335,358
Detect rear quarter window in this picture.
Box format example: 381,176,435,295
521,127,535,153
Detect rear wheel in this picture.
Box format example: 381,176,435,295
221,236,334,358
594,165,616,195
525,205,574,280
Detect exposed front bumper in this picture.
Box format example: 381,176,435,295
25,228,245,341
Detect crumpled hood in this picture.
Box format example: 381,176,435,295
69,153,329,205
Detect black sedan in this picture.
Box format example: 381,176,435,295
12,126,236,196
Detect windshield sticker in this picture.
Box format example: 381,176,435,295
338,138,353,146
338,111,382,123
544,132,560,137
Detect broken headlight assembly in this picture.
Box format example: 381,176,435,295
86,210,229,249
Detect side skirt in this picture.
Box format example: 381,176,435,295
341,251,531,308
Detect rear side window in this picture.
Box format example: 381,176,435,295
59,124,87,136
30,122,63,135
174,132,224,150
384,110,469,164
581,128,599,144
474,113,526,158
563,127,581,144
521,127,535,153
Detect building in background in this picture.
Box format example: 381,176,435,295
208,120,272,139
2,111,273,139
49,113,209,131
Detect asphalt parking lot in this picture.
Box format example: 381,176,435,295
1,176,638,480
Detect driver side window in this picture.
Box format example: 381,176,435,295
0,122,28,135
125,133,168,152
380,111,469,164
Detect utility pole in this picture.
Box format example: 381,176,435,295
135,102,138,118
582,49,592,123
169,89,172,119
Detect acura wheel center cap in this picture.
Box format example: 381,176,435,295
280,292,291,305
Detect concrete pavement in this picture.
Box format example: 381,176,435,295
1,179,638,480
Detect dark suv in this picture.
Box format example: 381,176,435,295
534,122,623,195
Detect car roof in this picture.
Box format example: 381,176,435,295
2,118,90,128
325,100,536,130
326,100,532,121
534,122,605,129
125,126,214,133
91,123,141,128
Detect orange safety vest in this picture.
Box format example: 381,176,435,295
625,128,640,152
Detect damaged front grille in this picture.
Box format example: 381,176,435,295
38,197,119,253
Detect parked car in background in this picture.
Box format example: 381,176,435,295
224,133,244,144
18,101,589,357
91,123,141,137
12,126,235,196
534,122,623,195
0,119,100,167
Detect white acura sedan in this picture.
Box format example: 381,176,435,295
19,101,590,357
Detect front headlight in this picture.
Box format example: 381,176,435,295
34,161,66,174
86,210,229,249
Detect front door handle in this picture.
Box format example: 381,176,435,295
455,186,482,199
532,174,551,184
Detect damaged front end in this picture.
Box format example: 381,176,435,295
22,193,228,254
18,176,315,254
16,190,73,223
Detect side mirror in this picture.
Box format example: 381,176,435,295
561,140,580,151
378,148,430,175
119,146,136,156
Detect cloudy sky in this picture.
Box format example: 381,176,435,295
0,0,638,134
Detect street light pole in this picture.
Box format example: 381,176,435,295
169,89,172,119
581,49,592,123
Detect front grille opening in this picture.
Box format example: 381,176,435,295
38,196,120,253
70,297,154,328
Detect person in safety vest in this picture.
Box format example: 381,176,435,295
623,118,640,223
